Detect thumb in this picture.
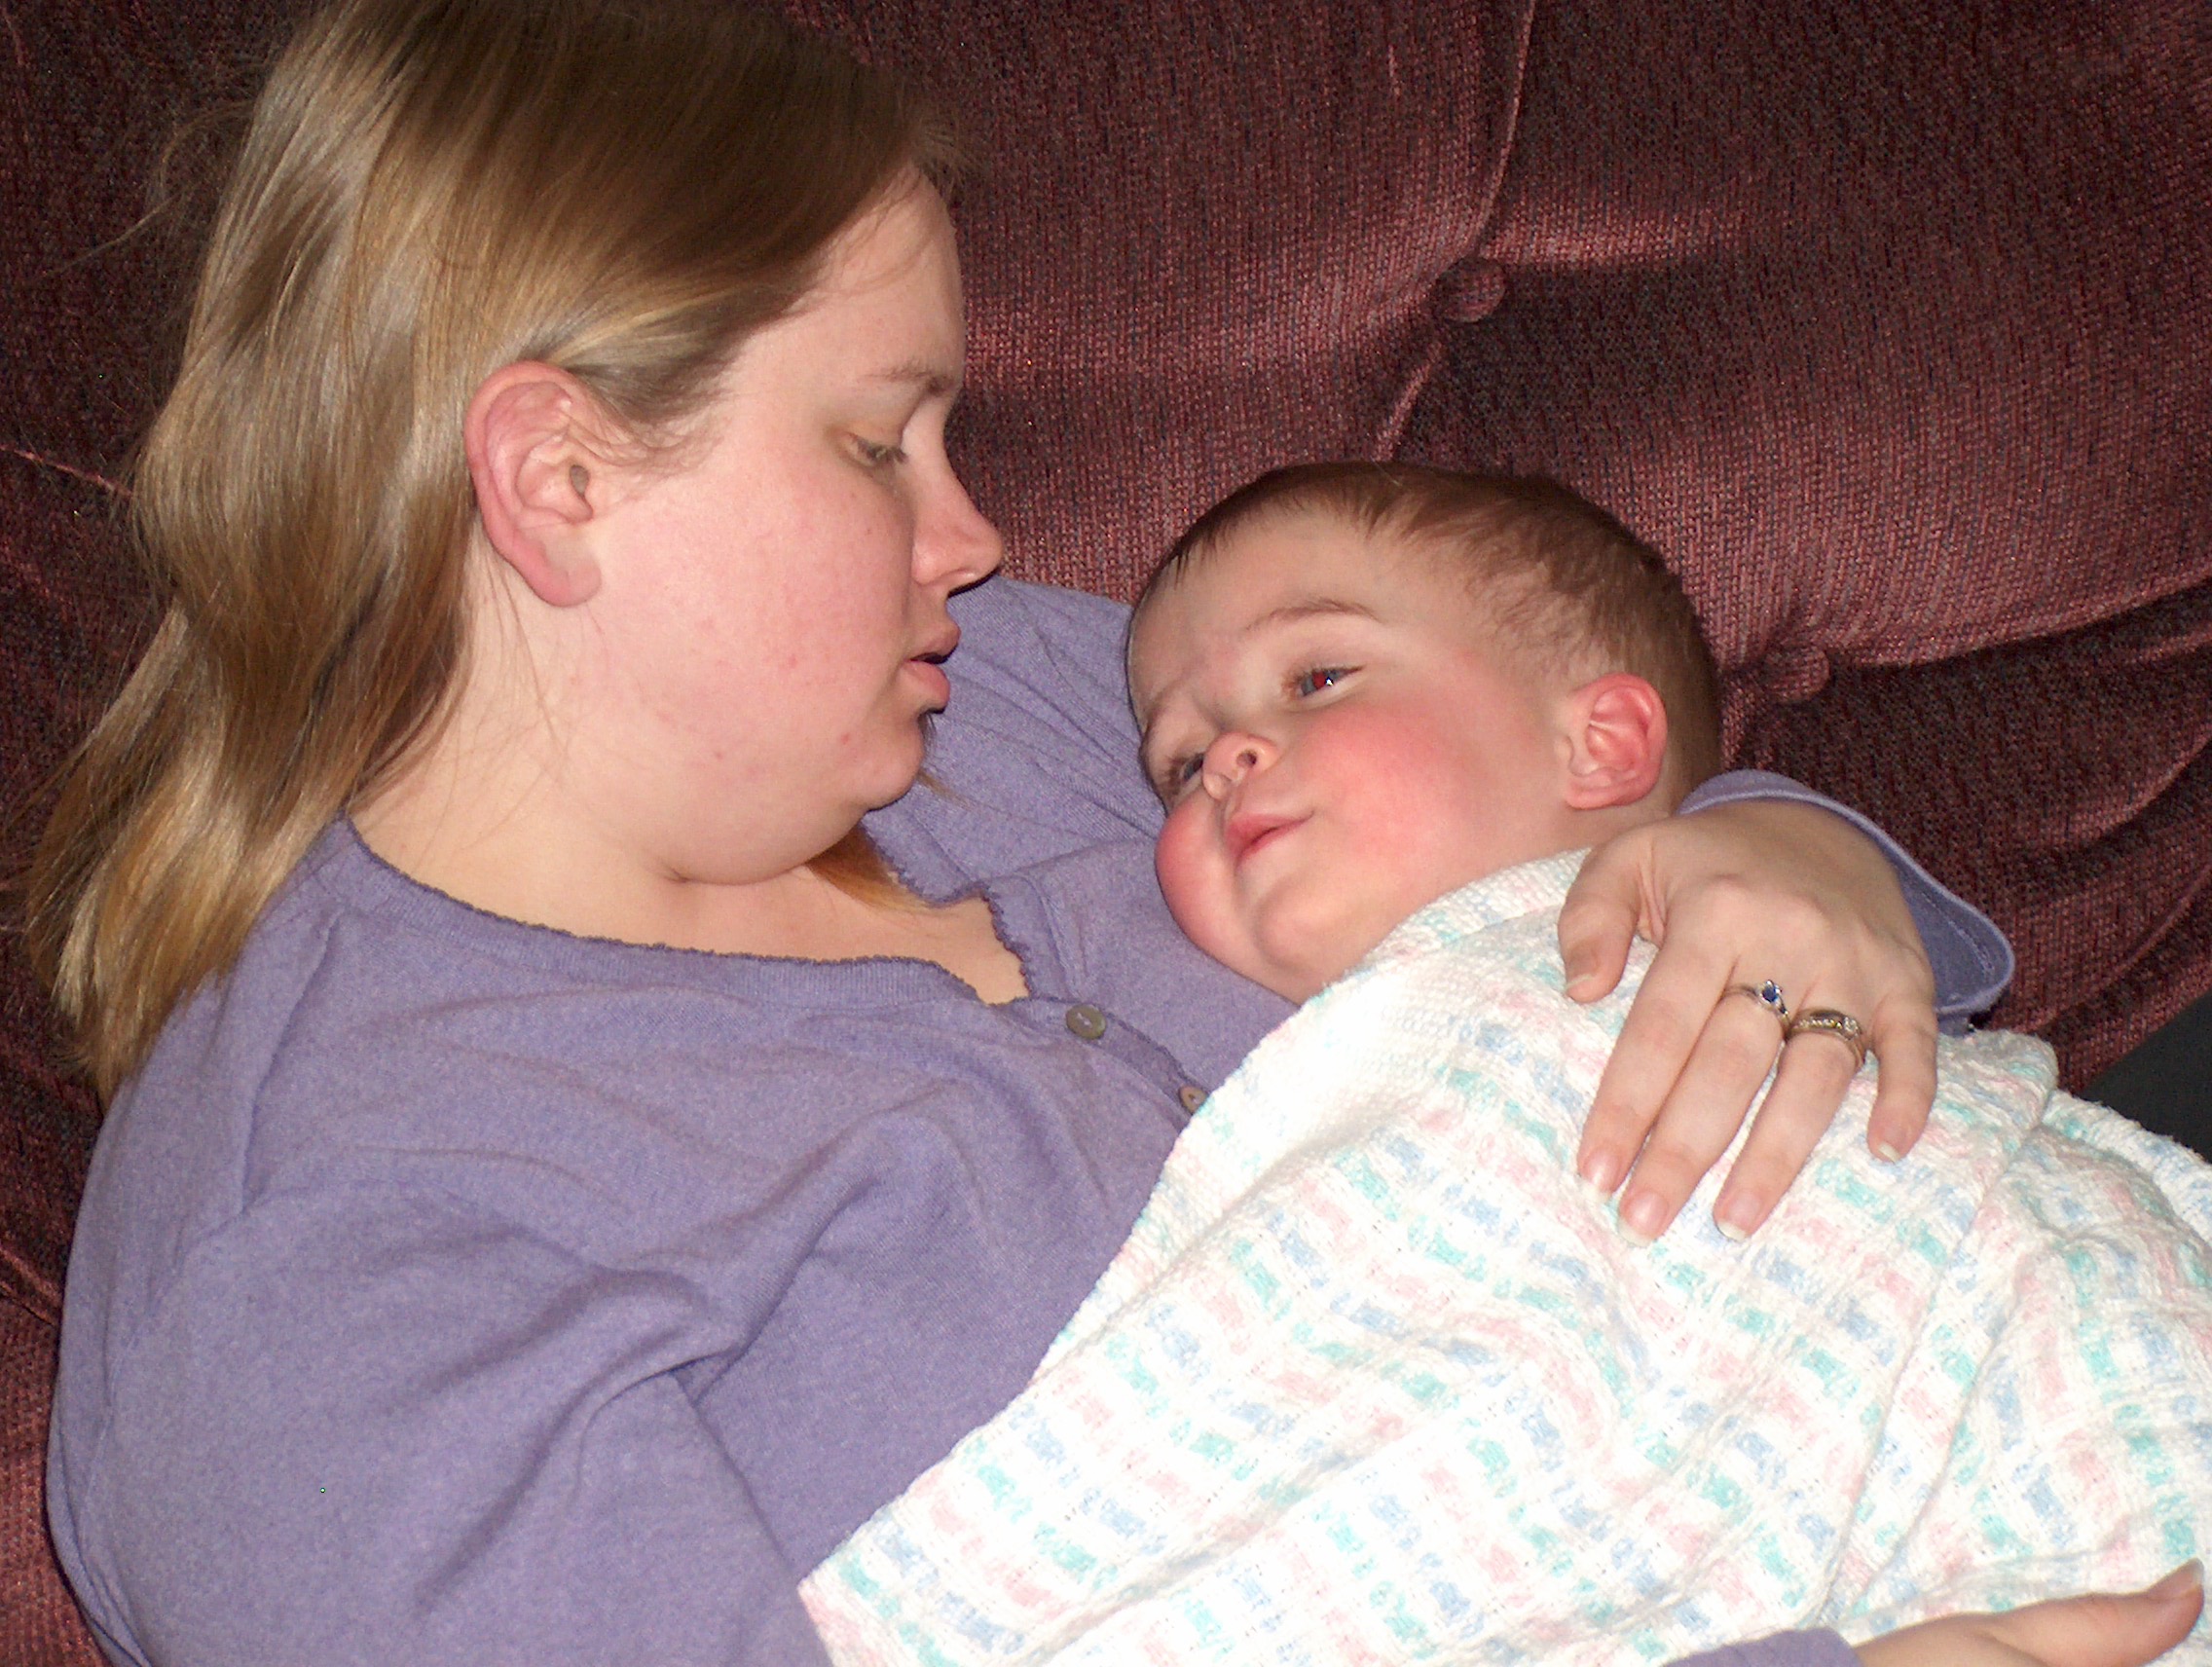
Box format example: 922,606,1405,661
1558,842,1641,1002
1983,1564,2205,1667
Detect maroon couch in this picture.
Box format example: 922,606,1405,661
5,1,2208,1655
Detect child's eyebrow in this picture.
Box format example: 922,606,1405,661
1244,597,1380,633
1130,595,1378,735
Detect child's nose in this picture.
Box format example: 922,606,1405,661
1200,730,1273,797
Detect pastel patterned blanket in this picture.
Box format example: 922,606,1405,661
801,855,2212,1665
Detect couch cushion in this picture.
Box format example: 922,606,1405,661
789,0,1535,599
1396,0,2212,1078
0,1297,96,1665
1408,0,2212,657
1739,588,2212,1081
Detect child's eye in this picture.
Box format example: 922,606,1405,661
1292,666,1350,698
1151,752,1202,803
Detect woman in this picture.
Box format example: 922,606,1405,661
25,1,2196,1661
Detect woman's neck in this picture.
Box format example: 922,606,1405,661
350,571,1024,1000
352,734,1026,1001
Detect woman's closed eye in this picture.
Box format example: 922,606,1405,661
852,435,907,468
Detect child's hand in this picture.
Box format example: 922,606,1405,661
1853,1563,2205,1667
1559,800,1939,1243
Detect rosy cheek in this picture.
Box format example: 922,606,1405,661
1155,806,1228,950
1312,712,1454,836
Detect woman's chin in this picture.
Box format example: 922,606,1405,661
861,718,933,809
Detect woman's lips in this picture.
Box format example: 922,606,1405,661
904,629,959,708
904,656,952,707
1226,811,1303,867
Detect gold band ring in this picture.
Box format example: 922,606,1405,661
1786,1008,1869,1071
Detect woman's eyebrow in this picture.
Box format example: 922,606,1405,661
866,361,958,396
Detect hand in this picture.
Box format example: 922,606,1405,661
1558,799,1939,1243
1854,1563,2205,1667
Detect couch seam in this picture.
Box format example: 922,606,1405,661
0,1284,57,1338
0,446,128,500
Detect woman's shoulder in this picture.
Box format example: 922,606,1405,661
872,576,1161,895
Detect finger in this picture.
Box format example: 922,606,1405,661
1575,937,1737,1193
1981,1563,2205,1667
1863,995,1938,1163
1711,1029,1861,1238
1557,839,1644,1002
1613,999,1790,1243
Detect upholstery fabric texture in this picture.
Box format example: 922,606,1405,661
3,0,2207,1657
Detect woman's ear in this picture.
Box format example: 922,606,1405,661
464,361,611,608
1560,673,1671,810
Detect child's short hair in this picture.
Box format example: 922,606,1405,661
1143,462,1723,788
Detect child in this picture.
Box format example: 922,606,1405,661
799,464,2212,1665
1125,463,1721,1006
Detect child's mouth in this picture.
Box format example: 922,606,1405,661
1227,813,1303,867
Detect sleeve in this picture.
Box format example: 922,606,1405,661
866,574,1161,898
78,1184,828,1667
1681,768,2015,1028
1668,1633,1863,1667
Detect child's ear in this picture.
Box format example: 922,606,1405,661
463,361,615,608
1559,673,1671,810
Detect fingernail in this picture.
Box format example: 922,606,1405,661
2146,1560,2203,1600
1871,1136,1903,1164
1580,1152,1621,1194
1715,1194,1761,1242
1565,969,1599,1000
1618,1191,1665,1246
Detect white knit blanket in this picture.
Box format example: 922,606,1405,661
801,855,2212,1665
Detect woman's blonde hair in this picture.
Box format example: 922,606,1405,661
25,0,957,1095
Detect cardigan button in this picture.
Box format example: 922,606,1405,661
1178,1084,1206,1116
1064,1003,1108,1041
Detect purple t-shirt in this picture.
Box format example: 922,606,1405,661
49,576,1961,1665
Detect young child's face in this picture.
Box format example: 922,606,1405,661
1127,509,1586,1001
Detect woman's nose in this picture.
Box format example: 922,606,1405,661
1200,730,1275,797
914,468,1005,590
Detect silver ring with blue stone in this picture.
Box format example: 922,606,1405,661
1726,980,1792,1032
